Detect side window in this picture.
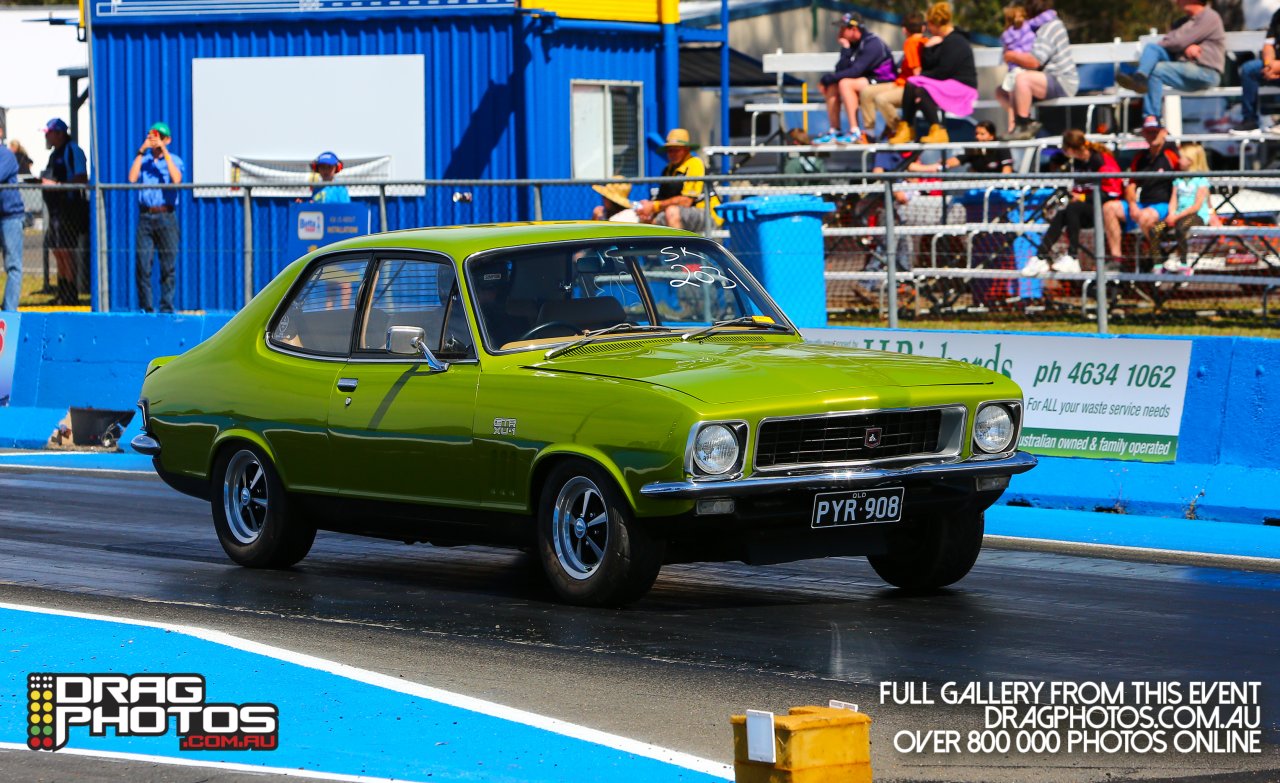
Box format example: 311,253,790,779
359,258,474,359
571,81,642,179
270,258,368,356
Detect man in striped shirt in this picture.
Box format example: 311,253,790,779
999,0,1078,140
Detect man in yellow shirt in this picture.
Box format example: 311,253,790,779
637,128,721,233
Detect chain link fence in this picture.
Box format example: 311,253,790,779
3,170,1280,331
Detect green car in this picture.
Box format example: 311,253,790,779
133,222,1034,606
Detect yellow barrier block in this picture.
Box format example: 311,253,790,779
518,0,677,24
731,761,872,783
730,706,873,782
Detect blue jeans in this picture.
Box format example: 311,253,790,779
1135,43,1220,120
1,215,23,311
1240,58,1280,123
136,211,179,313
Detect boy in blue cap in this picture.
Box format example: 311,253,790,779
309,152,350,203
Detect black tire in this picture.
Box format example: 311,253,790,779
536,459,663,607
210,444,315,569
867,511,984,592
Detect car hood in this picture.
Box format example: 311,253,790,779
527,338,995,404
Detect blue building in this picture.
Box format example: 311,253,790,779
87,0,713,311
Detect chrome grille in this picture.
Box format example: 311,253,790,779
755,409,945,469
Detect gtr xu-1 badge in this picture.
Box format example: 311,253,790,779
493,418,517,436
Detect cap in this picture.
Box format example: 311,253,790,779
149,121,172,138
663,128,694,148
1141,116,1164,134
44,118,68,134
834,11,862,28
314,151,342,167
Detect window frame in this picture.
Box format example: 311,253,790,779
265,250,376,362
569,79,645,180
350,251,478,363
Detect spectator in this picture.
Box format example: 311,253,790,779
8,140,33,176
1115,0,1224,126
906,121,1013,174
815,12,895,144
998,0,1077,141
859,12,927,140
40,118,90,306
309,152,350,203
128,121,184,313
590,179,639,223
1102,117,1179,267
0,141,24,311
1233,7,1280,133
1159,142,1211,273
1000,5,1034,133
636,129,721,233
782,129,827,186
890,2,977,146
1022,129,1122,277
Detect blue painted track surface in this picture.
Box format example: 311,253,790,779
0,606,729,782
0,452,154,471
985,506,1280,560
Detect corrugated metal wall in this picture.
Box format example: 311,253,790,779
91,11,661,311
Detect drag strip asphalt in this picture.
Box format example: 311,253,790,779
0,466,1278,782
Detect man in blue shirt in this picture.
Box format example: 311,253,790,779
0,142,26,311
309,151,350,203
128,121,184,313
41,118,90,306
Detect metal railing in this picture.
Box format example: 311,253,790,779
3,169,1279,333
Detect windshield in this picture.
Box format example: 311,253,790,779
466,238,790,352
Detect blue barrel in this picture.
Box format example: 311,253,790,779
718,196,834,328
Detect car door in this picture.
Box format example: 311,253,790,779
262,253,371,493
327,253,481,505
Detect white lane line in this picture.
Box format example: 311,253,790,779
0,463,150,475
0,601,735,780
985,534,1280,571
0,743,417,783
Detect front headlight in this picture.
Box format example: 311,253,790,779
693,424,740,475
974,404,1015,454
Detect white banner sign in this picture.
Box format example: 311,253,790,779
803,328,1193,462
0,313,18,407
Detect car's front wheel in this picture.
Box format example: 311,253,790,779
867,511,984,592
211,445,315,568
536,459,663,606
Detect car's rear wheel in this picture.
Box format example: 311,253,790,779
536,459,663,607
867,511,984,592
211,445,315,568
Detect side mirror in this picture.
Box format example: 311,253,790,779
386,326,449,372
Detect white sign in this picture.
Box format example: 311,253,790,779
803,328,1193,463
0,312,18,406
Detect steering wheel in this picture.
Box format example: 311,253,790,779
516,321,580,342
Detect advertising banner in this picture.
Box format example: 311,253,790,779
0,312,18,407
285,202,373,262
803,328,1192,463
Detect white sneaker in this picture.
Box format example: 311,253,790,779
1051,254,1081,273
1162,258,1192,274
1021,256,1051,277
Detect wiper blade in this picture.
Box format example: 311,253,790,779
544,323,674,359
681,316,793,342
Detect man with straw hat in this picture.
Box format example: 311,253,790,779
591,178,638,223
637,129,721,233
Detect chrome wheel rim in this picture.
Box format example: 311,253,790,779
222,450,269,545
552,476,609,580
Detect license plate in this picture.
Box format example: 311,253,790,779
811,487,904,529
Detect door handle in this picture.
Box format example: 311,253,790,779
336,377,358,392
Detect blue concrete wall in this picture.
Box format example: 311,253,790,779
1,314,1277,524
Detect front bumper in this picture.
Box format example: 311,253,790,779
639,451,1036,498
131,434,161,456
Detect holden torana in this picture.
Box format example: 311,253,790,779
133,222,1035,605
